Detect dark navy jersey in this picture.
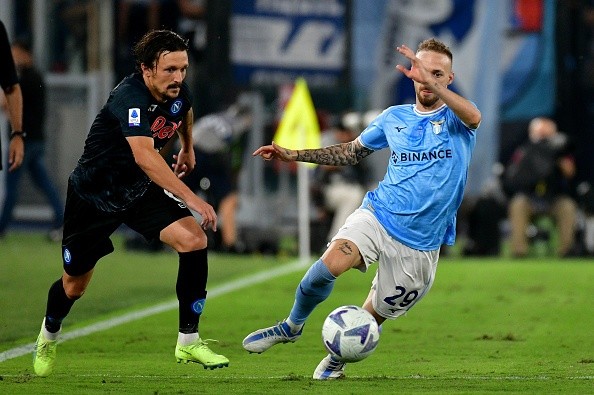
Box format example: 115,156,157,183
70,73,193,212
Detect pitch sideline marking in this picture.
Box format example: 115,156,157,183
0,257,309,363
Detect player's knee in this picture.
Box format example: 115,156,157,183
321,241,362,277
172,230,207,252
62,282,86,300
61,269,93,299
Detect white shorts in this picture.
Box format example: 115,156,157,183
331,208,440,319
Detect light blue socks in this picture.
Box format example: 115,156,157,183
288,259,336,327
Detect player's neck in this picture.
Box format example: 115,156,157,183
414,102,446,114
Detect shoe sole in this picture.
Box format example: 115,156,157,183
176,358,229,370
313,373,345,380
244,342,289,354
243,337,300,354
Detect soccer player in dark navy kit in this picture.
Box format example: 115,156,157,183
33,30,229,377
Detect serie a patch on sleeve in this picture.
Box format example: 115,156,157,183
128,108,140,126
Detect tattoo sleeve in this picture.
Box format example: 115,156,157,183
294,140,373,165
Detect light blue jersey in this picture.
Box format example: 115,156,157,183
359,103,477,251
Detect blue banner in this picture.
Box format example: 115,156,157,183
352,0,554,194
230,0,347,87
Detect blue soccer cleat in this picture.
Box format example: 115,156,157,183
242,321,302,353
313,354,346,380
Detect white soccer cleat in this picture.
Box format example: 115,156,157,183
313,354,346,380
242,321,302,353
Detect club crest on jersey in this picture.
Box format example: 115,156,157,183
63,248,72,264
128,108,140,126
170,100,182,114
430,119,445,135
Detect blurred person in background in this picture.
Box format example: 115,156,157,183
51,0,92,72
183,101,252,253
503,117,578,258
311,119,369,251
0,20,24,172
0,39,64,240
176,0,210,117
116,0,180,79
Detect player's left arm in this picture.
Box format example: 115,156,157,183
127,134,217,230
171,107,195,178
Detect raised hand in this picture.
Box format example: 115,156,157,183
395,44,432,86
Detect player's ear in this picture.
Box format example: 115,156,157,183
140,63,152,76
447,72,454,86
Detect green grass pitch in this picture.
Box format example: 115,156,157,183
0,232,593,394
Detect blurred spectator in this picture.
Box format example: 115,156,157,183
183,101,252,253
311,120,368,251
51,0,91,72
176,0,210,116
576,181,594,255
503,117,578,258
0,39,64,240
461,164,508,256
116,0,180,79
0,20,24,172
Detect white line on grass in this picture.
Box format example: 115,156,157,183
0,257,309,363
1,373,593,381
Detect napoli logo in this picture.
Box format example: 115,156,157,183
63,248,72,264
191,299,205,314
170,100,182,114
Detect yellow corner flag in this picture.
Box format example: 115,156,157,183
273,78,321,150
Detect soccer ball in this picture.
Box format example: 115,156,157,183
321,305,380,362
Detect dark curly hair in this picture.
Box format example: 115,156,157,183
132,29,189,73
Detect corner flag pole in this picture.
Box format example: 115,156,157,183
273,78,321,263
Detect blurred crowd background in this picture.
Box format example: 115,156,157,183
1,0,594,257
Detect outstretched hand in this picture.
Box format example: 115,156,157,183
252,141,295,162
395,44,432,86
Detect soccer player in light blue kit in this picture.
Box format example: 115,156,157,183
244,38,481,379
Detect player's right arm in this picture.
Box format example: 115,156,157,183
127,135,217,231
3,83,24,171
253,139,373,166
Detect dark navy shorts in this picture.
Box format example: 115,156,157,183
61,181,192,276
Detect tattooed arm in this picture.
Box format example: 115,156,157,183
252,140,374,166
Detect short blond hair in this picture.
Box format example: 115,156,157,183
417,38,453,63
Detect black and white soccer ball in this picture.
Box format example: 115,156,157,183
321,305,380,362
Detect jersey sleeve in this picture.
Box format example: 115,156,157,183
358,109,389,150
0,22,18,91
108,82,152,138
